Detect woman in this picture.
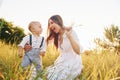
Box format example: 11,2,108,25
46,15,83,80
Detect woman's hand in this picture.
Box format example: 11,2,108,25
65,27,72,32
66,28,72,38
24,43,32,52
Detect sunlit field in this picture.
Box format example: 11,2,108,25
0,42,120,80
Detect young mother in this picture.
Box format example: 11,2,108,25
46,15,83,80
25,15,83,80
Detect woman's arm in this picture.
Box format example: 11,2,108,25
66,30,80,54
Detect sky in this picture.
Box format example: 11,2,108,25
0,0,120,50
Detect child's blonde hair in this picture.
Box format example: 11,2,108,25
28,21,41,31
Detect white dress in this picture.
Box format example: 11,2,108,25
46,30,83,80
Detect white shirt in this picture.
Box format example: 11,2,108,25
18,34,46,52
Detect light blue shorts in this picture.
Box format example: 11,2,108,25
21,48,42,73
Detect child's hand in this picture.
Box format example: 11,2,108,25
39,52,45,56
24,43,32,52
18,46,23,58
18,53,23,58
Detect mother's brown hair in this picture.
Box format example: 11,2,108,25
47,15,64,48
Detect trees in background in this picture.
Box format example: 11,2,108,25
0,18,26,45
94,25,120,54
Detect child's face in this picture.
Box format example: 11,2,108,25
30,23,42,34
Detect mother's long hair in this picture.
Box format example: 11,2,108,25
47,15,64,48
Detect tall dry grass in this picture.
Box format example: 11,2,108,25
0,42,120,80
80,50,120,80
0,42,31,80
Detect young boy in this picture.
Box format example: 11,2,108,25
18,21,46,74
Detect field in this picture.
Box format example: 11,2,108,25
0,42,120,80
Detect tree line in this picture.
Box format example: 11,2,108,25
94,25,120,54
0,18,26,45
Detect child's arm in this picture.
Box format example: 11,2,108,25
18,46,24,58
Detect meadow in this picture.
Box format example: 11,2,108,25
0,42,120,80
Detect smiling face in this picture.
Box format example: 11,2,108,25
47,15,64,48
48,19,61,33
48,15,64,34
